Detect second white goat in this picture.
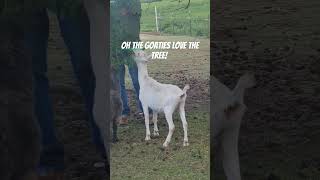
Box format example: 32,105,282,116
133,50,190,147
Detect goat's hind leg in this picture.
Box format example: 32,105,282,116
152,112,159,136
143,105,151,141
163,108,175,147
179,102,189,146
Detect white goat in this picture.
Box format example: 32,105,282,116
133,50,190,147
212,73,255,180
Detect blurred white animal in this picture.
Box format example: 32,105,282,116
133,50,190,147
212,73,255,180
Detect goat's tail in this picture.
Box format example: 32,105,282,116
180,84,190,98
183,84,190,93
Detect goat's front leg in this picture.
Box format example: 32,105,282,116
163,108,175,147
143,106,151,141
152,112,159,136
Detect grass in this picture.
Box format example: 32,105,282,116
111,111,210,180
140,0,210,36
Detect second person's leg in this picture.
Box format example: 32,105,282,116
57,8,106,159
25,9,65,175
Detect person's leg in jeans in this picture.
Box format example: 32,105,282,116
25,9,65,174
118,64,131,116
57,9,106,159
127,62,143,113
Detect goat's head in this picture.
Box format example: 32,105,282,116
132,50,152,64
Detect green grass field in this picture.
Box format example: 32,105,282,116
140,0,210,36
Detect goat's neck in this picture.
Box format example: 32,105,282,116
136,62,149,86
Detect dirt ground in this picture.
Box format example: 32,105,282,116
46,13,210,179
212,0,320,179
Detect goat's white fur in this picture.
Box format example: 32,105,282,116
212,73,255,180
133,50,190,147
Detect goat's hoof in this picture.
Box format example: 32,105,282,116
183,141,189,146
163,142,169,148
153,131,159,136
160,145,169,151
145,136,151,141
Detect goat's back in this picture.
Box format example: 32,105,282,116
143,77,184,96
140,77,185,110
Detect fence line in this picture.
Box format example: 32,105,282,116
150,8,209,37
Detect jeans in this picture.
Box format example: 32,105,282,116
118,62,143,115
25,9,106,172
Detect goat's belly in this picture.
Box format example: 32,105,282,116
148,104,163,112
145,99,164,111
140,94,165,111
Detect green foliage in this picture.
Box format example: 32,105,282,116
110,0,142,68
